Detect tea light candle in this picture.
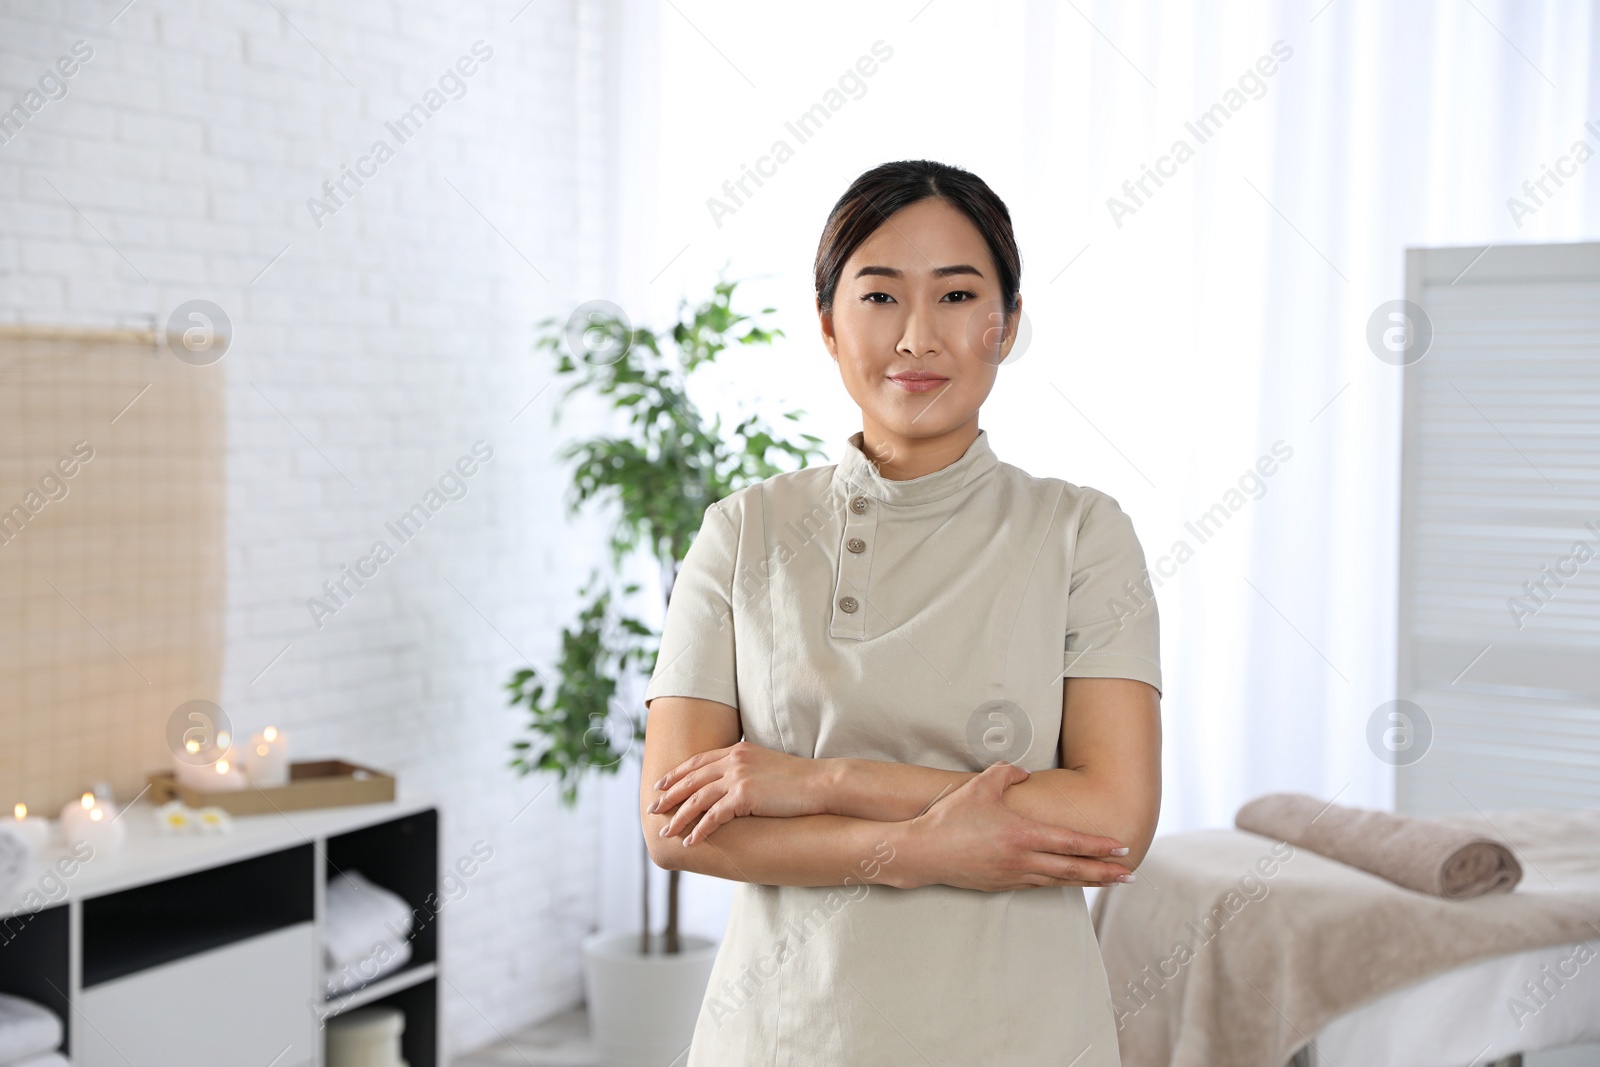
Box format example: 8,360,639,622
203,751,248,792
174,741,248,793
59,792,126,857
2,803,51,853
245,725,290,789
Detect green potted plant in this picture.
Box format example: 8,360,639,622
507,279,824,1066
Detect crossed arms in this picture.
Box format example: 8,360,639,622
638,676,1161,892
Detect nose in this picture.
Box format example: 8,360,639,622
897,303,939,359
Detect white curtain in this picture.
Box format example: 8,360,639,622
602,0,1600,936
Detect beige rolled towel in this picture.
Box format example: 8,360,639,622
1235,792,1523,899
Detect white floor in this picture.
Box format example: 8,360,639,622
1527,1048,1600,1067
453,1005,598,1066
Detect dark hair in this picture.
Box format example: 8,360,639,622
813,160,1021,316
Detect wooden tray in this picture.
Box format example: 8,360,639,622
147,760,396,816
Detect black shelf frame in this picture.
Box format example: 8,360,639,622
0,902,71,1057
324,808,439,972
323,808,441,1066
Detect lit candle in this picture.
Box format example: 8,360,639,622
204,750,248,792
59,792,126,857
2,803,51,853
174,736,247,794
245,725,291,789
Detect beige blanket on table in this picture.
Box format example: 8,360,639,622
1090,807,1600,1067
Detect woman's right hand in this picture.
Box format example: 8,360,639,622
890,761,1136,891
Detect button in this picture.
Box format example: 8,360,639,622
846,537,866,554
838,595,859,613
849,495,869,514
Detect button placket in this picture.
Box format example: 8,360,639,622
832,488,876,638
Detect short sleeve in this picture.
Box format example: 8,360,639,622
643,500,739,710
1063,491,1163,698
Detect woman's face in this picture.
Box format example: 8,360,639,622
819,196,1020,446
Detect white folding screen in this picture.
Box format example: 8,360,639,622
1397,242,1600,816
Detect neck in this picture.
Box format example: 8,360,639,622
860,416,981,480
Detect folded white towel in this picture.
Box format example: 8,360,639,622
0,825,32,900
0,993,63,1064
9,1053,69,1067
324,936,413,998
323,870,413,970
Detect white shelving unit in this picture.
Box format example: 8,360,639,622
0,798,441,1066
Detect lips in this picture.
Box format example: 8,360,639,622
888,372,949,393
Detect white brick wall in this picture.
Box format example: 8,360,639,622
2,0,627,1054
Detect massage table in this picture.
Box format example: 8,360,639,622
1091,808,1600,1067
1297,940,1600,1066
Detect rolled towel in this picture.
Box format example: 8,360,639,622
0,993,64,1064
1235,792,1523,899
0,824,32,899
324,870,413,970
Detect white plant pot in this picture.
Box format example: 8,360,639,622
582,930,719,1067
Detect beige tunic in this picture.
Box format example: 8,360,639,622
644,428,1163,1066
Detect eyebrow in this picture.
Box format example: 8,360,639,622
853,264,985,280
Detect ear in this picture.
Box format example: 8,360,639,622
996,293,1023,363
817,296,839,363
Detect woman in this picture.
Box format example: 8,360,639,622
639,159,1163,1065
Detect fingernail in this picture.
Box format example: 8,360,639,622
655,776,666,790
1117,873,1137,883
682,835,692,846
648,799,658,813
1110,847,1129,856
658,825,668,837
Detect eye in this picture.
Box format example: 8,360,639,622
860,291,895,304
941,290,977,303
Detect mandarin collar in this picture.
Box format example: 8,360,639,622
831,429,999,507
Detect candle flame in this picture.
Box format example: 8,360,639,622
185,739,201,753
216,759,231,774
218,732,231,749
89,807,104,822
81,793,95,809
13,803,24,820
263,726,278,742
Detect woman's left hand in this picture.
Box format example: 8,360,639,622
650,741,830,846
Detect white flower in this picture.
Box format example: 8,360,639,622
196,806,233,834
157,801,193,833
